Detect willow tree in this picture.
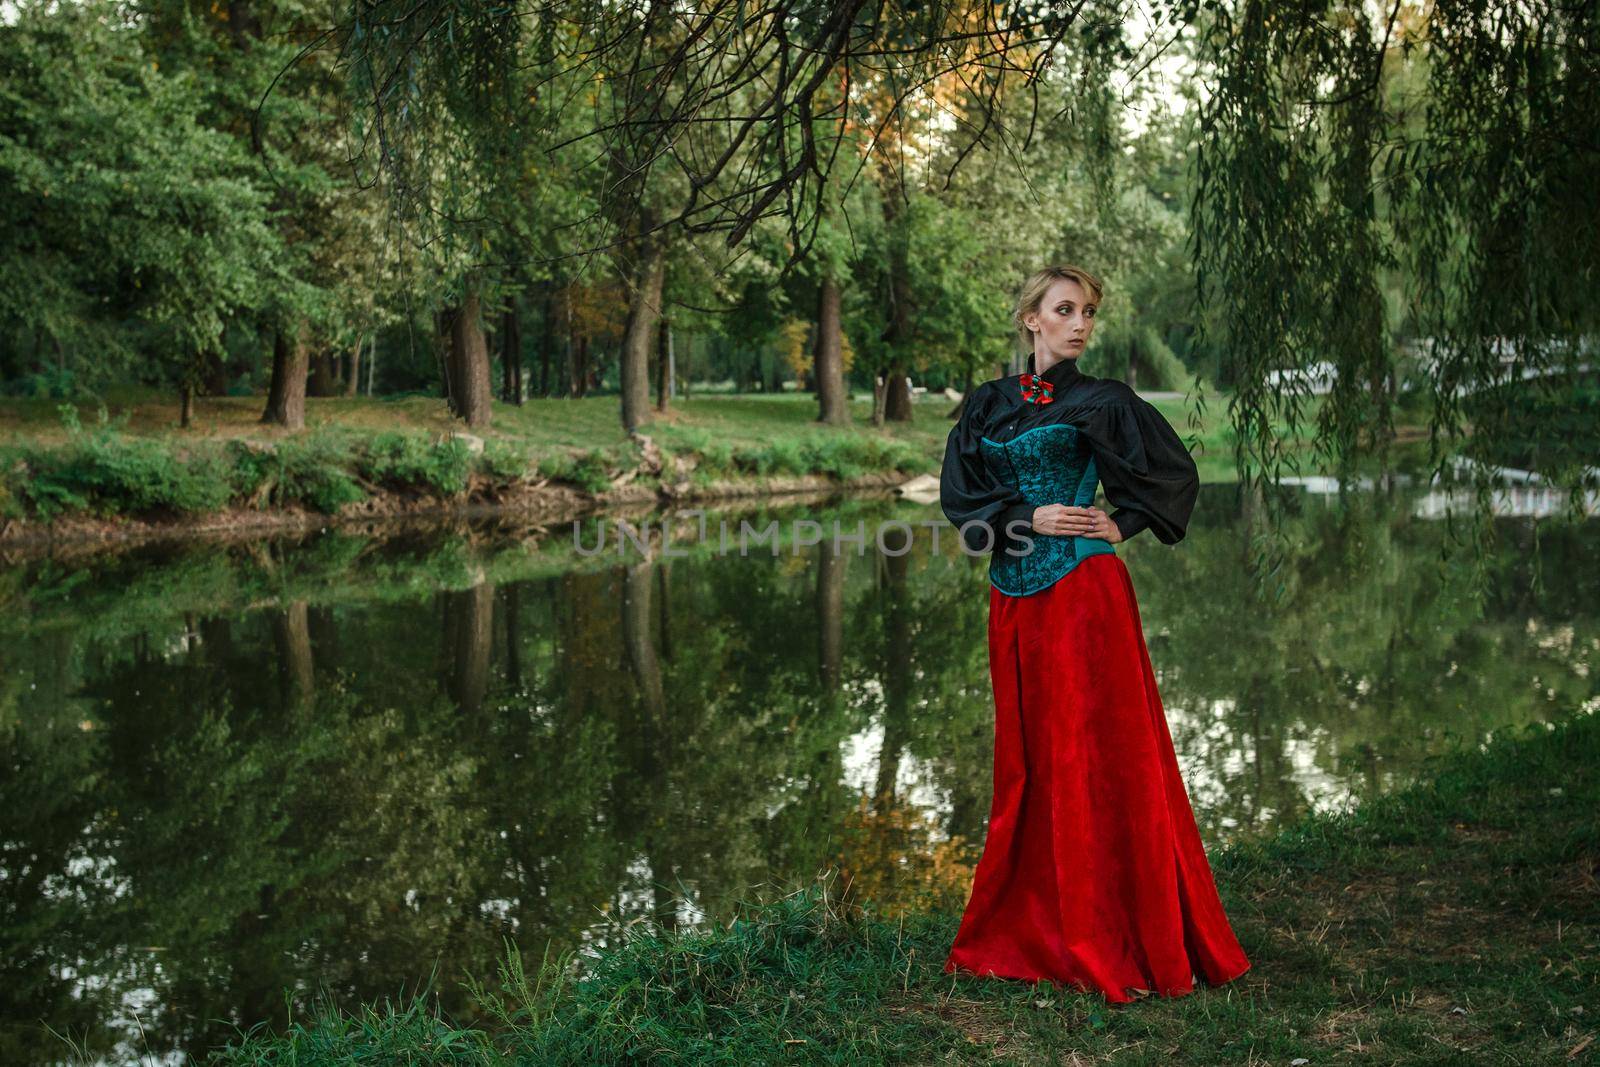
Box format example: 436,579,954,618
1189,0,1599,574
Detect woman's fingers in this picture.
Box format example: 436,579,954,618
1027,505,1112,536
1047,505,1102,536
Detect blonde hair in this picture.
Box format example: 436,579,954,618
1011,265,1105,355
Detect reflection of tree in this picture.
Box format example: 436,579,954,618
875,547,913,806
622,562,666,722
272,601,314,711
2,629,504,1062
501,583,523,692
443,580,495,716
831,796,975,920
620,560,677,930
0,658,108,1065
817,543,845,693
1128,487,1600,837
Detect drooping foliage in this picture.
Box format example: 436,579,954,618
1189,0,1599,563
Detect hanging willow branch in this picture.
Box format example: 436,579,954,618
1191,0,1599,579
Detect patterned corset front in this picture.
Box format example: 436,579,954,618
978,422,1116,596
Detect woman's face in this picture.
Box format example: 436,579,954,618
1024,277,1097,360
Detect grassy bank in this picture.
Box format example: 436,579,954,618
0,395,945,535
208,707,1599,1065
0,391,1246,539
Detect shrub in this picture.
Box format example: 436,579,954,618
21,432,233,520
228,438,365,513
538,448,615,494
359,432,472,496
478,439,531,482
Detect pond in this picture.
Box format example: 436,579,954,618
2,483,1596,1064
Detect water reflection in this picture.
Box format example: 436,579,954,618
1,486,1595,1064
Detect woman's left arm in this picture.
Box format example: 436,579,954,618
1079,390,1200,545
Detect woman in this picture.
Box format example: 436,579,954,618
939,265,1251,1003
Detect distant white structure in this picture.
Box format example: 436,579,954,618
1261,337,1596,399
1403,335,1596,397
1264,361,1338,395
1281,455,1600,518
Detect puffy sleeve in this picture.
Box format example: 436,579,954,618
940,386,1036,553
1077,393,1199,545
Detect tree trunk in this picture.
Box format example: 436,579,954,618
949,366,976,421
436,308,456,414
814,273,849,425
682,331,692,399
666,321,676,400
307,349,338,397
655,316,671,413
261,322,309,430
573,334,590,397
445,288,494,429
883,363,912,421
344,336,362,398
502,303,523,404
620,232,668,432
203,350,228,397
877,168,916,423
179,382,194,429
540,282,555,399
1126,336,1139,391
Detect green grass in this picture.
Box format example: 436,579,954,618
0,389,956,454
208,707,1600,1065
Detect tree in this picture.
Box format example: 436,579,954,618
0,1,280,423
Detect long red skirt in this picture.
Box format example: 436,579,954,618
944,552,1251,1003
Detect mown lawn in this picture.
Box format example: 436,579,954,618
0,387,1253,483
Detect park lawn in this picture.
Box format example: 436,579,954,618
0,387,1243,478
209,707,1598,1065
0,389,952,453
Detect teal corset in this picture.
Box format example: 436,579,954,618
978,423,1116,596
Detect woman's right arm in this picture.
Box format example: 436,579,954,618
940,385,1036,552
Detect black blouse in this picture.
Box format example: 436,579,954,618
939,354,1200,554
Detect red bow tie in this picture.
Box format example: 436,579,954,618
1019,372,1055,404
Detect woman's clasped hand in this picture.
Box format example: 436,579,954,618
1025,503,1123,542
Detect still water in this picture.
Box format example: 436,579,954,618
3,485,1596,1064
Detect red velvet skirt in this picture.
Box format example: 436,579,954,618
944,552,1251,1003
